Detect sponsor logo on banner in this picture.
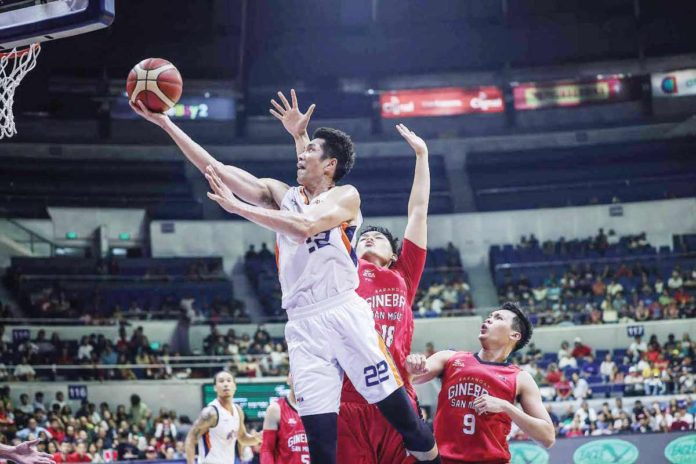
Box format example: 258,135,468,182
513,77,632,110
573,439,639,464
664,434,696,463
651,69,696,97
509,443,549,464
380,86,504,118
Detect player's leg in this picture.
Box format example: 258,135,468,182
330,295,440,462
285,314,343,463
372,399,419,464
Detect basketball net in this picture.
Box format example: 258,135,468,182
0,44,40,139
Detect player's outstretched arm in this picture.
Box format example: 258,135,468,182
235,404,263,448
270,89,315,156
406,350,455,384
259,402,281,464
473,371,555,448
130,100,288,209
398,124,430,249
206,165,360,241
184,406,218,464
0,440,55,464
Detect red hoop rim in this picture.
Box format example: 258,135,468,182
0,43,40,59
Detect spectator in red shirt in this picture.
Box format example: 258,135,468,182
545,363,562,384
53,442,72,463
47,418,65,444
67,441,92,463
571,337,592,359
555,373,573,400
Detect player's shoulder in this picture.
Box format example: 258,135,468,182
265,400,282,419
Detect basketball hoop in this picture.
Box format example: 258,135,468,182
0,43,40,139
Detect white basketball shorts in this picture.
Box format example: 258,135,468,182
285,290,403,416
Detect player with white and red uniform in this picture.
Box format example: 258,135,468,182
261,376,310,464
336,125,431,464
406,303,555,464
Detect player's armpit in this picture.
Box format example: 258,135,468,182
259,178,291,210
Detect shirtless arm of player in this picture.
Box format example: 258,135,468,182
235,404,263,447
259,402,281,464
398,124,430,249
206,165,361,242
130,100,288,209
269,89,314,156
405,350,455,384
184,406,218,464
473,371,555,448
0,440,55,464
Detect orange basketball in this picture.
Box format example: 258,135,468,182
126,58,183,113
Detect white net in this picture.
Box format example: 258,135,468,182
0,44,40,139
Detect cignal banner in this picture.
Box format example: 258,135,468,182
380,86,504,118
513,76,638,110
509,431,696,464
651,69,696,98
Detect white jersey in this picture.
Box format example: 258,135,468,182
197,398,240,464
277,186,362,310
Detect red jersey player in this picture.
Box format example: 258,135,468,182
336,123,431,464
261,376,310,464
406,302,555,464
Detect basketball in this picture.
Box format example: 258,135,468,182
126,58,183,113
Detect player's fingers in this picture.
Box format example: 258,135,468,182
305,103,316,118
291,88,298,108
270,109,283,120
278,91,291,110
270,99,285,114
207,192,222,203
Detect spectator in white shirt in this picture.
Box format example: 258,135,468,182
77,337,93,362
600,354,616,383
668,270,684,290
629,336,647,355
558,341,578,369
572,372,591,400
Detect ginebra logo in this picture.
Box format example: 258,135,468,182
362,269,375,279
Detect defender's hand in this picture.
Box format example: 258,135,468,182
270,89,316,138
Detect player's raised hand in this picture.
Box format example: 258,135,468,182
130,100,170,128
205,165,243,214
396,124,428,157
405,353,428,375
6,439,56,464
270,89,316,138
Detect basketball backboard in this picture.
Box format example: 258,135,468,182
0,0,114,50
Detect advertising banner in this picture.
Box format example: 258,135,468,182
513,76,639,110
112,96,236,121
510,431,696,464
380,86,504,118
651,69,696,98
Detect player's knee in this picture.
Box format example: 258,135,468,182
376,388,435,452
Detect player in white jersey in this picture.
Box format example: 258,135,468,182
184,371,261,464
131,93,439,464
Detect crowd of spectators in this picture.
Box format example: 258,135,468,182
201,324,289,378
511,395,696,440
495,230,696,326
514,333,695,404
0,388,197,462
0,323,287,383
4,257,249,323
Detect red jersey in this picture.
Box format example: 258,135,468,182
435,351,520,464
341,239,426,403
275,397,309,464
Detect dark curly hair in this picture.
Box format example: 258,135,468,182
313,127,355,182
501,301,533,352
360,225,399,256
